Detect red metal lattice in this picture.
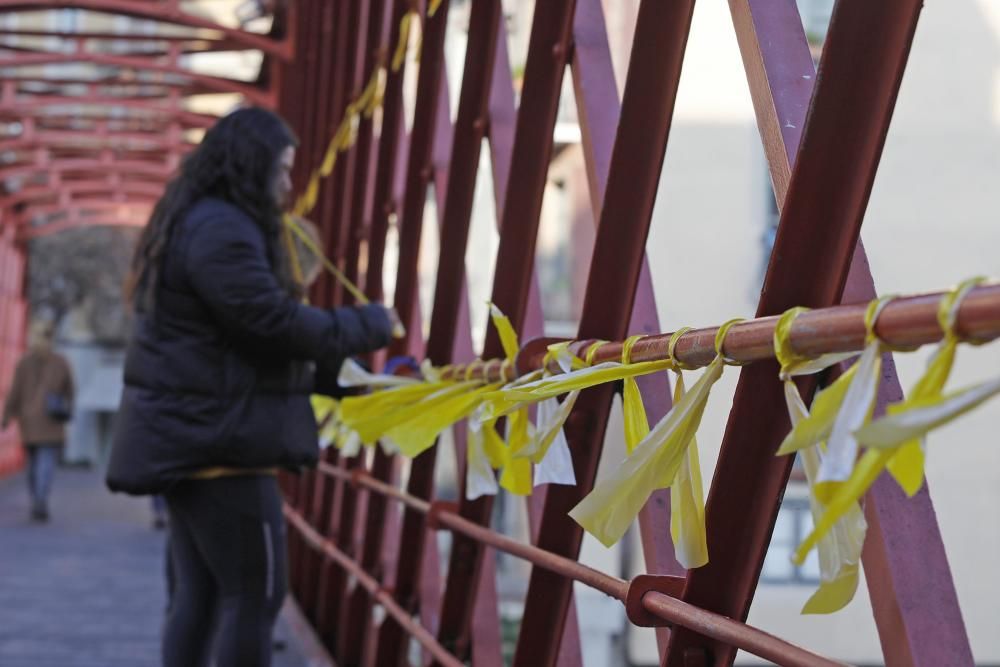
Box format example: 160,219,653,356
0,1,983,666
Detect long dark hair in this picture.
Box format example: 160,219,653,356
129,107,299,311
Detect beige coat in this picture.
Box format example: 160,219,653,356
2,348,74,446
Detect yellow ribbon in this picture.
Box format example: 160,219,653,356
859,277,987,494
777,296,895,503
391,10,418,72
283,215,369,305
789,280,1000,577
485,303,534,494
621,334,650,455
569,319,742,558
792,279,1000,565
283,215,306,288
773,307,867,614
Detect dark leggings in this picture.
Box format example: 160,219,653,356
163,474,287,667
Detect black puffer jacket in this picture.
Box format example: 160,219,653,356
106,197,391,495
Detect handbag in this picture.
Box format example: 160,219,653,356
44,393,72,422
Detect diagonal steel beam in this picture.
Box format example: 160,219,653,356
725,3,971,664
375,0,512,663
433,1,577,662
509,3,694,666
569,0,685,657
664,2,937,664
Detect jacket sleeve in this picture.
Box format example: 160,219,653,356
313,305,394,397
183,212,337,360
184,212,392,363
327,304,393,357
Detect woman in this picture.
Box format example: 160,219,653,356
2,320,74,522
106,107,393,667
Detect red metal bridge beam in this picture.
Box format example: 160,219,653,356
0,139,195,157
1,182,163,207
292,0,349,623
0,0,292,59
463,15,550,667
272,0,310,612
328,0,373,306
313,0,357,305
298,0,357,633
0,52,272,106
371,0,500,658
361,0,415,308
719,2,972,664
0,75,229,98
0,101,218,130
509,3,694,666
426,0,507,662
0,94,220,119
0,224,25,475
0,161,173,185
314,0,375,645
663,2,949,665
439,2,578,662
345,2,451,664
568,3,685,657
311,0,388,659
431,1,577,664
340,0,392,309
298,0,349,634
0,35,258,58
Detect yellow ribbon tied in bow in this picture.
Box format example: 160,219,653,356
793,279,1000,566
777,297,896,503
569,320,742,564
773,307,866,614
856,277,998,493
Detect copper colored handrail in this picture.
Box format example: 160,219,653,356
440,283,1000,382
302,465,848,667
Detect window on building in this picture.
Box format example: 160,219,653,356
760,493,822,585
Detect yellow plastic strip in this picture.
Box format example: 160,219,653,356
283,215,306,287
621,335,649,455
667,369,709,569
569,319,741,555
775,297,895,504
480,358,674,419
773,309,866,614
283,214,369,305
391,10,417,72
489,302,520,361
857,276,986,495
385,382,501,458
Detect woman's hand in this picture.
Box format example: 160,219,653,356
384,306,406,339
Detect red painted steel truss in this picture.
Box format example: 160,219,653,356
0,1,982,666
274,1,976,665
0,0,292,483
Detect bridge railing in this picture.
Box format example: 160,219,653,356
269,0,977,665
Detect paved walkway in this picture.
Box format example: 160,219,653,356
0,464,330,667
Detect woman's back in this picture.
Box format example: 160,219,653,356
108,196,392,494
